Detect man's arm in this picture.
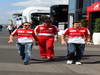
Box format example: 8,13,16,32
33,35,38,41
86,34,91,42
86,34,91,44
8,35,14,44
8,29,17,44
60,34,66,45
86,28,91,44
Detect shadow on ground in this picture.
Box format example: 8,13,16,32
82,54,100,64
30,56,67,64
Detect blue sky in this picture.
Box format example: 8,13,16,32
0,0,68,24
0,0,25,24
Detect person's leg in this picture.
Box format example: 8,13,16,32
24,43,33,65
38,37,47,58
75,44,85,64
16,43,25,60
0,28,1,31
67,43,76,64
46,37,54,59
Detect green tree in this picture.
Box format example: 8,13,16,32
81,19,87,27
94,18,100,32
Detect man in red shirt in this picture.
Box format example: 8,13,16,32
61,21,91,65
35,18,59,60
8,22,38,65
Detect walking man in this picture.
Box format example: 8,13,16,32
61,21,91,65
35,18,59,60
8,22,38,65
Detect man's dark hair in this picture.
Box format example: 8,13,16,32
22,22,32,25
43,17,52,23
73,21,81,24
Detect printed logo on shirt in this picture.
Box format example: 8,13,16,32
40,27,44,30
70,30,76,32
49,28,53,30
27,31,33,33
80,30,85,32
18,31,24,33
49,28,53,31
70,33,81,35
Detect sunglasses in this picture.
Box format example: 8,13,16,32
23,25,30,26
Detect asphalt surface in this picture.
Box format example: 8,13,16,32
0,29,100,75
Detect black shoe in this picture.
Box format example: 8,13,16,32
24,61,29,65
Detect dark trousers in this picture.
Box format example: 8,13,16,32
67,43,85,61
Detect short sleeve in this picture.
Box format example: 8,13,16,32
11,29,18,36
63,28,69,35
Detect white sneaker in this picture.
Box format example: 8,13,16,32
75,61,82,65
66,60,73,64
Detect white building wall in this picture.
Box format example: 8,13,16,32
51,0,69,5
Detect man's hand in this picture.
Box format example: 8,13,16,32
8,40,13,44
86,41,92,45
54,37,58,42
60,35,67,45
61,40,66,45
